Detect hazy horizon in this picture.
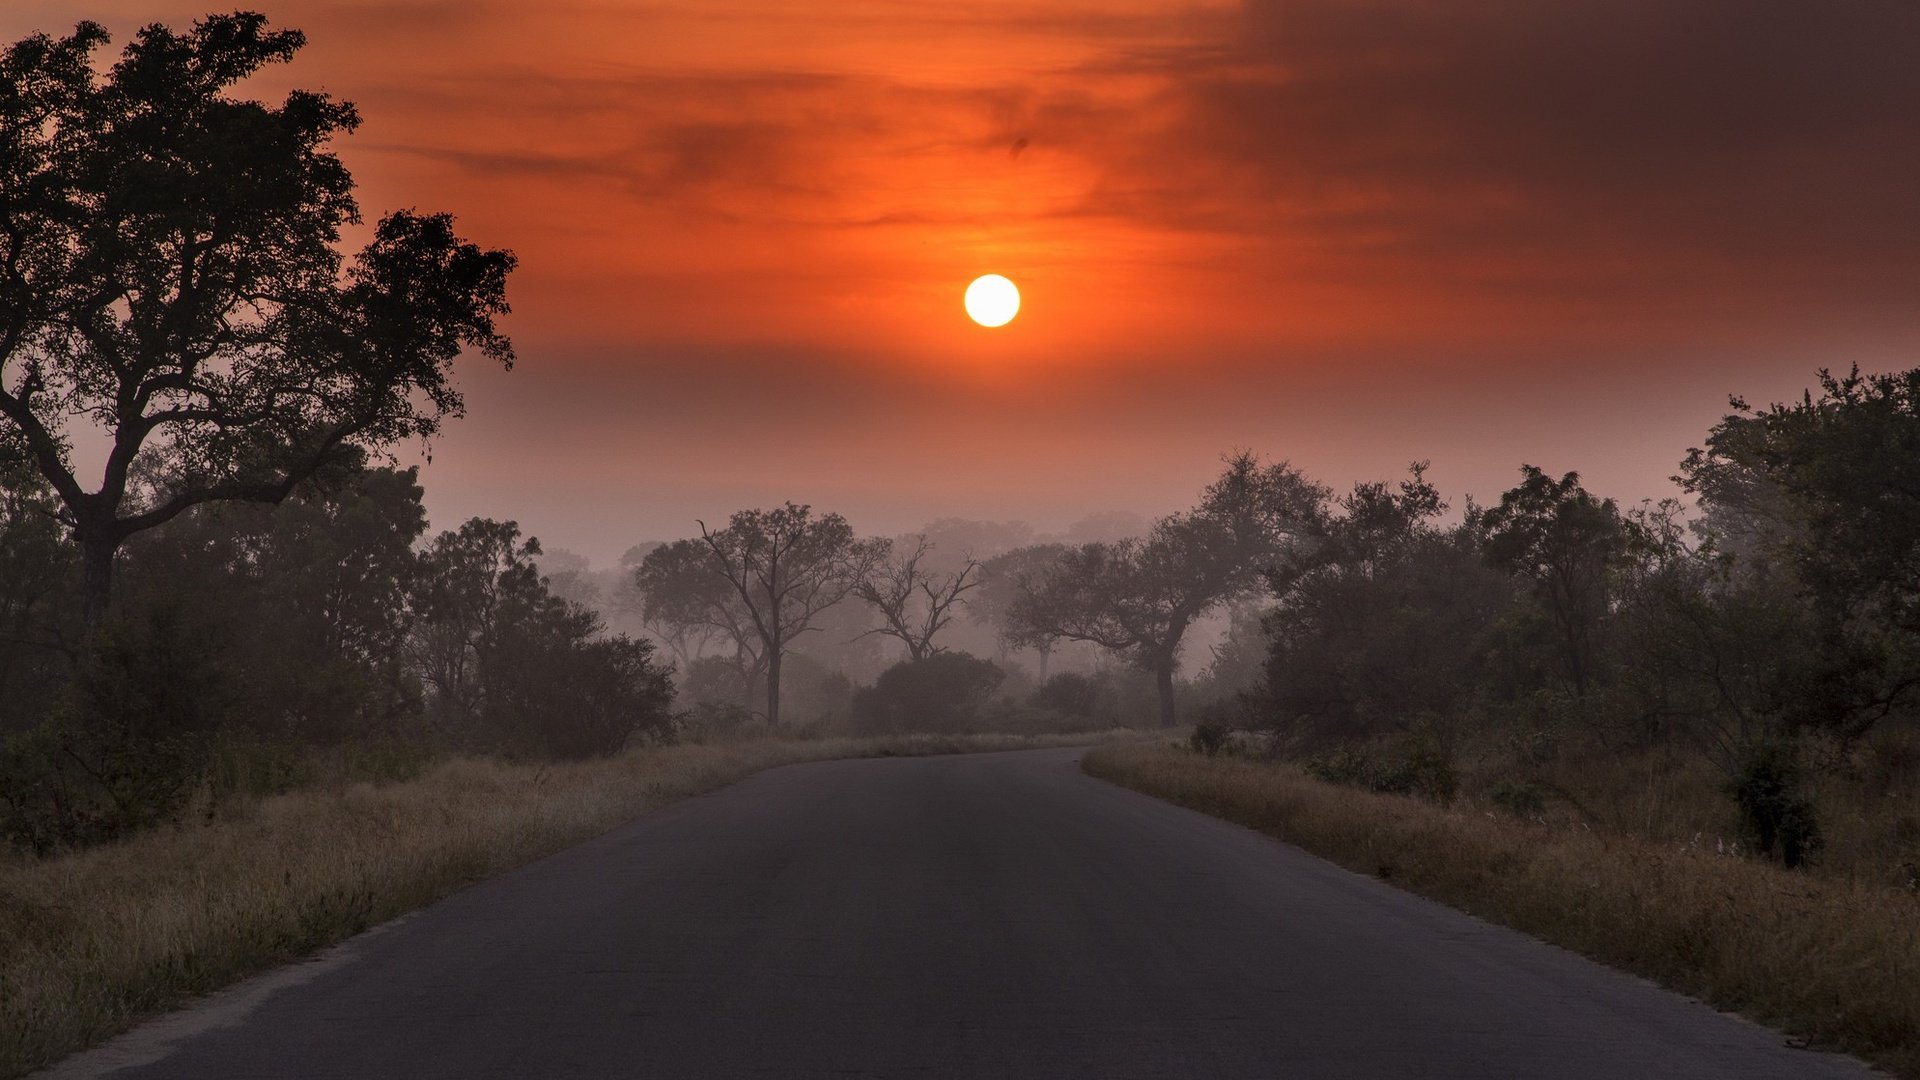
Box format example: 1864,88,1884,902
9,0,1914,563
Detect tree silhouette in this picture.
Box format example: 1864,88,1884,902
633,538,765,707
0,15,514,624
1010,454,1325,725
853,536,982,661
696,504,884,726
1480,466,1627,697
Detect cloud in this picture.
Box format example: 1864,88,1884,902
1081,0,1920,278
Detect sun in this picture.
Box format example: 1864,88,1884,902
964,274,1020,327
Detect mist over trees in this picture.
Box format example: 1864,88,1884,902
1006,453,1324,725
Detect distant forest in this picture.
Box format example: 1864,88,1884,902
6,362,1920,879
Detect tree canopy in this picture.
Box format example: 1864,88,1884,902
0,14,515,622
695,504,885,726
1009,453,1326,725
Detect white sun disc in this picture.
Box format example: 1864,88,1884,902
964,274,1020,327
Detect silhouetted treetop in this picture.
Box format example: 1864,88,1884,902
0,13,515,623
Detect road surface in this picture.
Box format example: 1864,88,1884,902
45,747,1876,1079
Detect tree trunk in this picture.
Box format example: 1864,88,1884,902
765,648,782,727
81,533,118,628
1155,662,1176,727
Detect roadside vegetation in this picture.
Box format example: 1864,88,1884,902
1077,367,1920,1077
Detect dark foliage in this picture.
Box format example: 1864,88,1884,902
851,653,1005,735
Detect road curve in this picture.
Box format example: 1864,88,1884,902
45,747,1875,1079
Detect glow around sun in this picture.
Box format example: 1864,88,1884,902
964,274,1020,327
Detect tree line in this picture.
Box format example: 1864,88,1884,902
1230,368,1920,868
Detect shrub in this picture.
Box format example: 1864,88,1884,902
1304,732,1458,805
851,653,1003,735
1189,720,1231,756
1487,778,1549,818
1029,673,1101,719
1731,741,1823,868
1,604,234,852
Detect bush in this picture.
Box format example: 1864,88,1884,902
1487,778,1549,819
1189,720,1231,756
2,604,234,852
1029,673,1102,719
1305,732,1459,805
1731,741,1823,868
484,623,676,759
675,701,758,743
851,653,1003,735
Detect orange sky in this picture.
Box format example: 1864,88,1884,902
10,1,1920,560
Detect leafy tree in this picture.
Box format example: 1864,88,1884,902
1480,466,1628,697
1604,499,1812,761
973,542,1070,675
411,518,673,756
853,536,982,661
0,15,513,624
1681,366,1920,738
633,538,764,705
1260,467,1508,749
118,461,428,743
695,503,885,726
410,519,542,736
1010,453,1325,725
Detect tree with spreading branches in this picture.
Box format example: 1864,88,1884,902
0,14,514,625
1009,454,1325,725
853,536,982,662
696,504,885,726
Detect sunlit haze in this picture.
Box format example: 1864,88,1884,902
10,0,1916,562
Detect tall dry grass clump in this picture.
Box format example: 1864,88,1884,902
1084,742,1920,1079
0,731,1129,1078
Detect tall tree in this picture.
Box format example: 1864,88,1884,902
1009,454,1326,725
696,503,884,726
1259,467,1508,748
853,536,982,661
0,15,514,624
972,542,1070,676
1480,466,1628,697
1680,366,1920,737
633,538,764,699
409,519,543,735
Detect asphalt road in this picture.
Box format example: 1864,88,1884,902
47,747,1876,1079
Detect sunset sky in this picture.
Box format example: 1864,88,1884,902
10,0,1919,561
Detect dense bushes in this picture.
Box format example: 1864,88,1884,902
411,518,676,759
1221,368,1920,872
852,653,1004,735
0,468,675,853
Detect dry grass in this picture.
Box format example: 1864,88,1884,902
1084,742,1920,1079
1451,731,1920,892
0,730,1134,1079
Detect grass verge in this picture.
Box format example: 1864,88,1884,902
0,731,1131,1078
1083,742,1920,1079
